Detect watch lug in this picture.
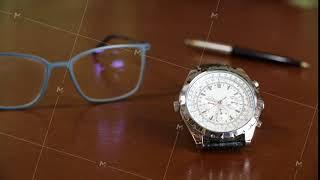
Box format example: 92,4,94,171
173,101,180,112
184,69,200,84
256,120,263,128
244,126,256,145
191,132,203,145
184,122,203,145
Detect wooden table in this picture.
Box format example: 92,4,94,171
0,0,317,179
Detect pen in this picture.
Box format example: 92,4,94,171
184,39,310,68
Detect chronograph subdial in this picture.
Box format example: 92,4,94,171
197,82,245,125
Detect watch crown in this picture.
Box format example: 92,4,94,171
257,99,265,110
173,101,180,112
252,80,259,88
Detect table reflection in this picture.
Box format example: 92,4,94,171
185,157,255,180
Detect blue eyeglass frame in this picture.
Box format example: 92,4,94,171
0,42,150,110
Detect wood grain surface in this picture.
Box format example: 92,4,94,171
0,0,317,180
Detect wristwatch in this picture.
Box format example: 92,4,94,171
173,64,264,149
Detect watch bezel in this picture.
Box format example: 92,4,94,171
178,65,264,142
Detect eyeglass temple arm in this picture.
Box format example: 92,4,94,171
96,34,146,48
92,34,146,64
92,34,146,62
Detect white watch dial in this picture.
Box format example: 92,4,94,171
186,70,256,132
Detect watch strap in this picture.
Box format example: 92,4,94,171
201,134,246,150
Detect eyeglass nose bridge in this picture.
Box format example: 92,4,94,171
49,61,70,69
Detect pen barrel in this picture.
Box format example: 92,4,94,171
231,47,301,67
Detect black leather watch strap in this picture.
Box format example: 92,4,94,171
201,134,246,150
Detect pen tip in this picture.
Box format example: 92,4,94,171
300,62,311,68
184,39,194,45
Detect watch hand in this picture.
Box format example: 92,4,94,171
214,107,219,122
220,96,227,102
206,97,218,103
223,103,240,112
216,97,225,104
220,105,235,115
208,101,217,105
221,105,229,111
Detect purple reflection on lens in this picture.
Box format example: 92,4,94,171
94,49,104,54
112,49,120,55
94,63,104,77
111,59,124,69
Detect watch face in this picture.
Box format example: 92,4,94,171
185,70,256,133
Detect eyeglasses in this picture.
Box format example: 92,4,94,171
0,34,150,110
